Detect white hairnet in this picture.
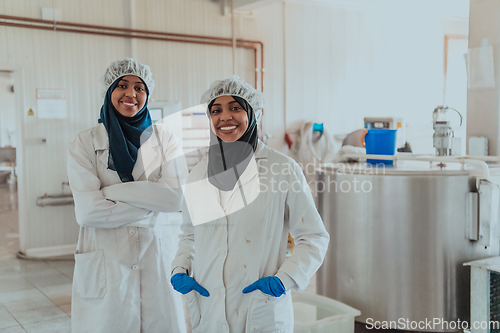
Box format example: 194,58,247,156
100,58,155,98
200,75,264,124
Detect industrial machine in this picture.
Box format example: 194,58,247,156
464,256,500,330
316,159,500,331
432,106,463,156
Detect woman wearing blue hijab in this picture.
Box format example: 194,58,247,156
68,58,188,333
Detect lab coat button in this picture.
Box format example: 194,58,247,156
220,250,226,256
222,324,228,330
129,229,136,235
132,265,139,270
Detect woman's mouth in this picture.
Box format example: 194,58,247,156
219,125,238,134
121,101,137,109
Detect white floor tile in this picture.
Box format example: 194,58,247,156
0,289,46,304
20,268,61,281
46,262,74,280
8,261,50,275
23,273,71,290
0,263,14,274
0,326,27,333
9,306,66,325
0,253,15,262
0,269,22,280
21,316,70,333
3,298,55,314
0,305,18,330
37,284,72,306
56,304,70,317
0,277,34,294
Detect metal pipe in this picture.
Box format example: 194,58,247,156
254,48,258,89
0,14,246,42
0,14,265,91
461,155,500,163
340,153,491,179
36,194,74,207
230,0,236,75
0,20,246,48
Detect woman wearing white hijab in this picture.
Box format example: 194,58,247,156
171,75,329,332
68,58,188,333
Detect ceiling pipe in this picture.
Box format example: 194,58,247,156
231,0,236,74
0,14,264,92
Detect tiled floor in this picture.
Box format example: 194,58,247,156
0,185,73,333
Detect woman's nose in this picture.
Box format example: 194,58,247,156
220,109,232,121
125,87,136,97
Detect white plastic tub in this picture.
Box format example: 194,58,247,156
292,291,361,333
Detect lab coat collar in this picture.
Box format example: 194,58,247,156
93,123,160,151
132,127,161,180
94,123,108,151
254,140,268,160
94,123,161,180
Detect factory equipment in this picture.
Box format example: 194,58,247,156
432,106,463,156
364,117,404,149
464,257,500,330
316,158,500,331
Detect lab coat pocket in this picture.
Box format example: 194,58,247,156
74,249,107,299
185,291,202,331
246,291,293,333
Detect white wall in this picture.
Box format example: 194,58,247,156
0,0,469,254
281,1,468,155
0,73,16,147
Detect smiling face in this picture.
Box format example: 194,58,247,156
209,96,249,142
110,75,147,117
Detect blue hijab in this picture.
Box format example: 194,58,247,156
98,77,153,182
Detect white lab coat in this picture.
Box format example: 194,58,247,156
67,123,188,333
172,140,330,333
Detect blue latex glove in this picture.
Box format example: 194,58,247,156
242,276,285,297
171,273,210,297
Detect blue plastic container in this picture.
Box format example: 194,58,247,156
363,129,397,166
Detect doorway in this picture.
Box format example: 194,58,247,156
0,69,23,258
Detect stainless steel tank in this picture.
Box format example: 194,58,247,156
316,162,500,331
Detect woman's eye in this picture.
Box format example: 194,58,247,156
135,87,144,91
118,84,126,89
231,107,241,111
211,109,221,114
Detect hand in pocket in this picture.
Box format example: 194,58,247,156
171,273,210,297
242,276,285,297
